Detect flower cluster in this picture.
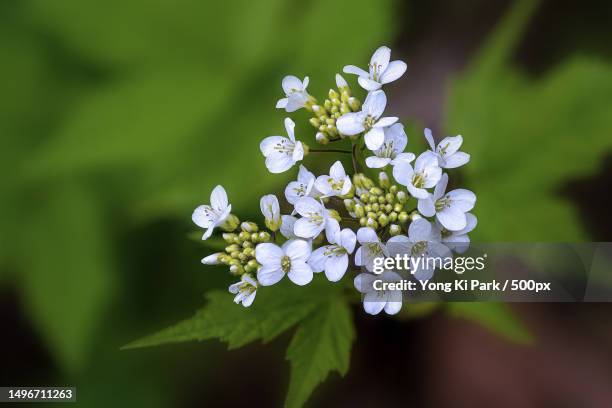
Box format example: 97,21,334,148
193,46,477,315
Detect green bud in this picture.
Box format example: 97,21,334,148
389,224,402,236
377,196,385,204
243,247,254,257
265,218,281,232
366,218,379,229
309,117,321,128
340,103,350,114
218,254,232,264
385,204,393,213
378,213,389,227
331,97,341,106
396,190,407,204
316,132,329,145
385,193,394,203
229,264,244,275
225,244,240,253
223,233,238,243
242,240,253,249
359,217,367,226
330,105,339,114
220,214,240,232
341,90,350,102
370,187,383,196
324,99,332,110
312,104,323,114
238,252,248,262
393,203,403,213
328,209,341,222
360,193,370,203
398,211,409,223
354,204,365,218
348,97,361,111
371,203,379,212
389,212,398,222
389,185,398,194
410,211,422,221
246,259,259,272
344,199,356,211
364,204,372,213
328,89,339,100
367,211,377,220
230,250,241,259
378,172,390,189
258,231,271,242
241,221,258,233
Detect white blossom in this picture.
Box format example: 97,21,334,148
437,213,477,254
308,219,356,282
260,118,304,174
390,218,451,281
293,197,329,239
260,194,281,231
280,215,298,239
192,185,232,240
418,173,476,231
336,90,398,150
315,161,352,197
365,123,415,168
255,240,313,286
276,75,311,112
343,46,407,91
424,128,470,169
285,165,318,206
393,151,442,199
228,274,258,307
354,271,403,315
354,227,389,272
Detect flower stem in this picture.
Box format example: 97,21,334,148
309,148,352,154
351,143,360,173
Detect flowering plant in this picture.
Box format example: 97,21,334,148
193,45,477,315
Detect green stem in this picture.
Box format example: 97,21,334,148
351,143,360,173
309,148,352,154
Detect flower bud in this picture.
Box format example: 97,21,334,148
410,211,422,221
393,203,403,213
369,187,383,196
242,240,253,249
324,99,332,110
378,213,389,227
335,74,349,92
354,204,365,218
396,190,407,204
201,253,222,265
377,196,385,204
309,117,321,128
258,231,271,242
241,221,258,233
344,199,356,211
389,212,398,222
243,247,254,257
371,203,379,212
378,172,390,189
218,254,232,264
385,193,394,203
331,97,341,106
328,209,341,222
328,89,339,100
229,263,244,275
340,103,350,114
348,97,361,111
364,204,372,213
223,233,238,243
389,224,402,236
359,217,367,226
389,185,398,194
220,214,240,232
312,104,323,114
385,204,393,213
316,132,329,145
250,232,259,242
366,218,379,229
398,211,409,223
225,244,240,253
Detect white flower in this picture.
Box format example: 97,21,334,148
255,240,313,286
418,173,476,231
280,215,298,239
293,197,329,239
260,194,281,231
192,185,232,240
276,75,311,112
201,253,222,265
343,45,407,91
315,161,352,197
308,219,356,282
354,271,403,315
424,128,470,169
390,218,451,281
336,90,398,150
285,165,318,206
393,151,442,199
437,213,477,254
354,227,389,272
365,123,415,168
260,118,304,174
228,274,258,307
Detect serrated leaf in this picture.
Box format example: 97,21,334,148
285,296,355,408
123,279,332,350
448,303,534,345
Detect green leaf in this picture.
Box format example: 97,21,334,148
446,0,612,241
285,296,355,408
448,303,534,345
17,180,116,372
123,279,331,350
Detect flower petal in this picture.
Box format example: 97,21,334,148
363,291,386,315
437,135,463,156
325,254,348,282
242,291,257,307
294,217,323,239
357,227,379,244
385,123,408,152
354,272,376,292
433,173,448,200
308,246,328,272
265,154,294,174
281,75,303,94
343,65,369,77
255,243,283,265
366,156,392,168
383,291,403,315
257,265,284,286
408,218,432,241
392,161,414,187
294,197,321,217
370,46,391,72
260,136,285,156
418,195,436,217
358,76,381,91
364,127,385,150
288,262,313,286
329,161,346,179
373,116,398,128
380,60,407,84
192,205,214,228
284,239,312,262
280,215,298,239
284,117,296,141
210,185,228,212
447,189,476,212
424,128,436,151
336,112,365,136
276,98,288,109
437,206,467,231
363,90,386,118
443,152,470,168
340,228,357,253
